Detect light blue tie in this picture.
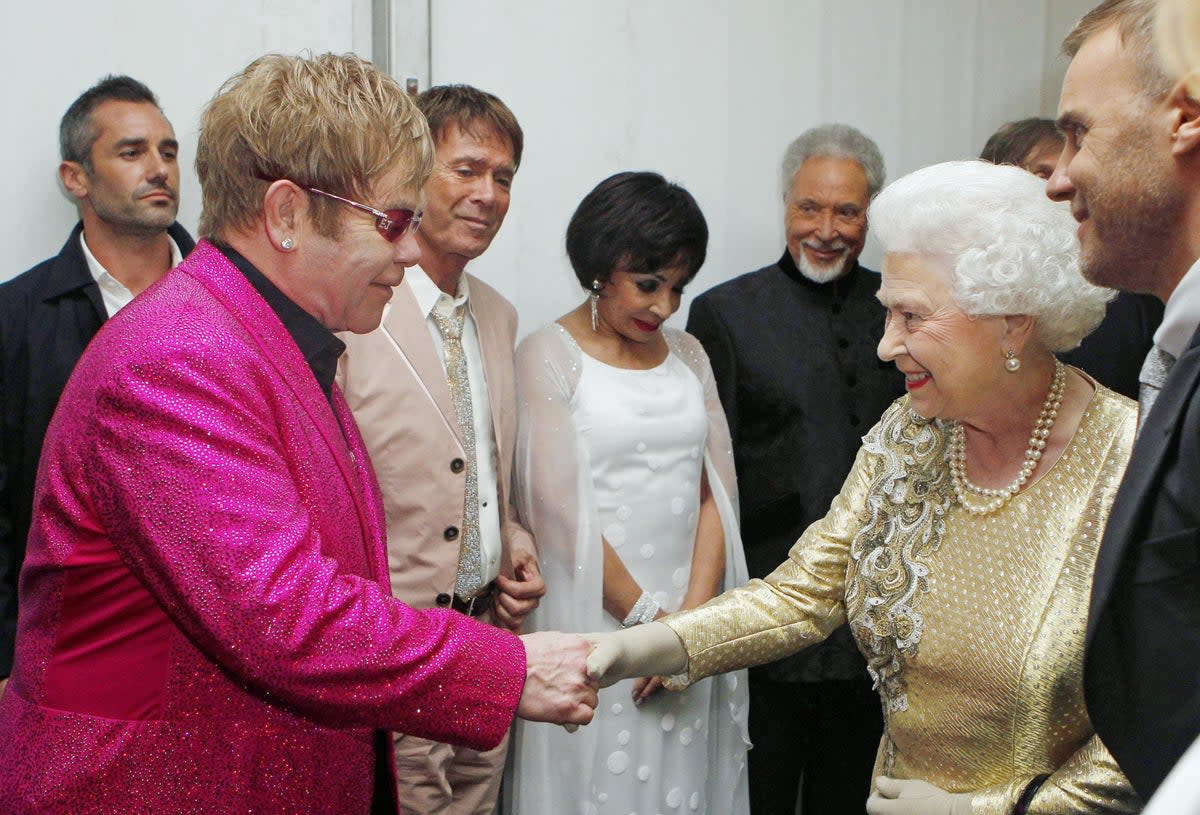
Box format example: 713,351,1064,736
1137,344,1176,436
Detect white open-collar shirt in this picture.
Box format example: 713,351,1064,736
80,231,184,318
1155,254,1200,360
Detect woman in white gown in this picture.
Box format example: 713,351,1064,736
506,172,750,815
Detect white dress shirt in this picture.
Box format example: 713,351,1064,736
404,265,502,584
1143,734,1200,814
80,232,184,318
1153,254,1200,359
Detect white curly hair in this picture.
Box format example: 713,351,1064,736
869,160,1114,352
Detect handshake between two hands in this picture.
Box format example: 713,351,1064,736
515,628,975,815
515,622,688,727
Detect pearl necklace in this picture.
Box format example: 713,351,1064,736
949,359,1066,516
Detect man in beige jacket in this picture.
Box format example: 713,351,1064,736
337,84,543,815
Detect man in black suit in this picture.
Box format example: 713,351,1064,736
0,76,194,691
1047,0,1200,801
686,123,904,815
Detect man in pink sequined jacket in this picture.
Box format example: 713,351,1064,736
0,54,596,815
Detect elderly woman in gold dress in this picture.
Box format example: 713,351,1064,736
587,160,1141,815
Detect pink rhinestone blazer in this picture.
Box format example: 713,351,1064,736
0,241,526,814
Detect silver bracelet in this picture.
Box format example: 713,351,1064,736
621,591,660,628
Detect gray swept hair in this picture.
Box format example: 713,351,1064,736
869,160,1114,353
780,123,886,200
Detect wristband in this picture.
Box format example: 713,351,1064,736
621,592,660,628
1013,774,1049,815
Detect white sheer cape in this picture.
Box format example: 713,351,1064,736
505,322,750,814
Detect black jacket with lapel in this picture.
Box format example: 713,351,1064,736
0,221,195,675
1085,321,1200,799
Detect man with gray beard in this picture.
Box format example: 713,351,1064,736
685,123,903,815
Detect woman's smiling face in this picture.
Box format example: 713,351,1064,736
875,252,1009,422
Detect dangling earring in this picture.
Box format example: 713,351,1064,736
590,280,601,332
1004,349,1021,372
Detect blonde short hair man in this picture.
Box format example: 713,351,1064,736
0,53,596,815
1049,0,1200,802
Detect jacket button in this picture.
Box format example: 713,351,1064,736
435,593,452,606
450,458,465,473
444,526,459,541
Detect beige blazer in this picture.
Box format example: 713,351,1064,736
336,274,534,610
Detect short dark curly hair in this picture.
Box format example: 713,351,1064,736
565,171,708,290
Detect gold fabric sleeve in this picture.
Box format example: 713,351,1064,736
662,443,874,683
969,736,1135,814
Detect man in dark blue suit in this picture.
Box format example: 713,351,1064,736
0,76,194,691
686,124,904,815
1047,0,1200,802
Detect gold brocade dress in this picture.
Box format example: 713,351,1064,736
664,385,1142,814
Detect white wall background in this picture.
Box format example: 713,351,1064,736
429,0,1096,337
0,0,372,278
2,0,1096,343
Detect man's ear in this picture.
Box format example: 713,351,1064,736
261,180,306,252
1169,79,1200,158
59,161,89,200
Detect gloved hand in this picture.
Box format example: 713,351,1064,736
584,621,688,687
866,777,974,815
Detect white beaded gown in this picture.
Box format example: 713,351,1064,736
506,324,750,815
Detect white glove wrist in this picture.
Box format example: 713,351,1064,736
585,621,688,687
866,777,974,815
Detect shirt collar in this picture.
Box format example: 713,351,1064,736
405,264,470,319
777,248,861,292
1154,254,1200,358
214,242,345,399
80,230,184,292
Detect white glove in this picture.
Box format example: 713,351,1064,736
584,621,688,687
866,777,974,815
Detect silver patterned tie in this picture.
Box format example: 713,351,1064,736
1137,344,1177,436
432,304,484,599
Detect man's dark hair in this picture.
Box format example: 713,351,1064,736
566,171,708,290
980,118,1063,167
416,84,524,169
60,75,160,169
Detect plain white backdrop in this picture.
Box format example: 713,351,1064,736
2,0,1094,337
